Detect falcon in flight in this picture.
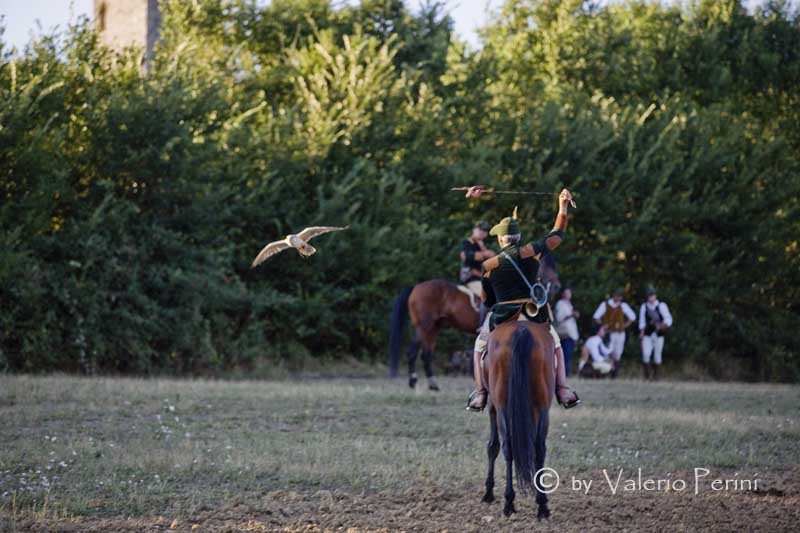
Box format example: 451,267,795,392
250,226,350,267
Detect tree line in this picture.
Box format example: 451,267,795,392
1,0,798,380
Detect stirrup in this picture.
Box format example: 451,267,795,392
466,389,487,412
556,386,581,409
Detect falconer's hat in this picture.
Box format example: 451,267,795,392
489,207,521,236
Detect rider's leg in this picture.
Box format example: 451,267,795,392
478,303,488,332
551,326,580,408
472,350,484,391
467,314,491,411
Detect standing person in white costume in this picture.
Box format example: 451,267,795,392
638,287,673,380
593,288,636,377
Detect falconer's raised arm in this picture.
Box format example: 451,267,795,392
545,188,571,249
526,188,571,256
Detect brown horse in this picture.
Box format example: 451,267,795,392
388,280,478,389
482,319,555,519
388,250,561,390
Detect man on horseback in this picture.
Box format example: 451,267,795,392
466,188,580,411
460,221,495,305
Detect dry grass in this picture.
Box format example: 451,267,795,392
0,374,798,527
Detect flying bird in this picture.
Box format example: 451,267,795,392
250,226,350,267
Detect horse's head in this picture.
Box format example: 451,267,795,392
537,250,561,299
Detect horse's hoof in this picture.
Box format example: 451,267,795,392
503,503,515,517
428,383,440,391
537,507,551,521
409,374,418,388
481,493,494,504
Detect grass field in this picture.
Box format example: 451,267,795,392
1,374,799,531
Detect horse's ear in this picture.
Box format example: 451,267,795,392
512,206,518,220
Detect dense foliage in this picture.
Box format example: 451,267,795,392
1,0,798,380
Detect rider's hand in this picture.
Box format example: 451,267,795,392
465,185,486,199
559,188,573,210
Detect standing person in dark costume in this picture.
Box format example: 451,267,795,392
639,287,673,380
466,188,580,411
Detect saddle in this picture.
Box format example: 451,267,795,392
456,284,481,312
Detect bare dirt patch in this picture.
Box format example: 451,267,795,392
5,467,799,532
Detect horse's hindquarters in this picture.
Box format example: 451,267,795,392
486,321,554,409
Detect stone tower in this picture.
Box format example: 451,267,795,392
94,0,162,65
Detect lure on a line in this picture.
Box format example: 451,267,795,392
452,185,577,208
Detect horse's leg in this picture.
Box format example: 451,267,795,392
421,350,439,390
407,333,420,389
534,410,551,520
499,409,515,516
420,323,440,391
482,405,500,503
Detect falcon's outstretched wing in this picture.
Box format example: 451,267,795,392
296,226,350,242
251,240,291,267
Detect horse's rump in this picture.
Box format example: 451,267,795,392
486,321,554,406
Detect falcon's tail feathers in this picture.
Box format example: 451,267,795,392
299,244,316,257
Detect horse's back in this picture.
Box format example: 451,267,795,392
407,279,475,332
409,279,458,303
408,279,451,318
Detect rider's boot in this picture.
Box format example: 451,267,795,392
466,350,488,412
642,362,651,380
555,346,581,409
652,363,659,381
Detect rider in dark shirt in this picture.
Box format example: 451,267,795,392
460,222,494,299
466,189,580,411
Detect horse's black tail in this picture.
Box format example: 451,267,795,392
507,324,538,493
388,287,412,377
